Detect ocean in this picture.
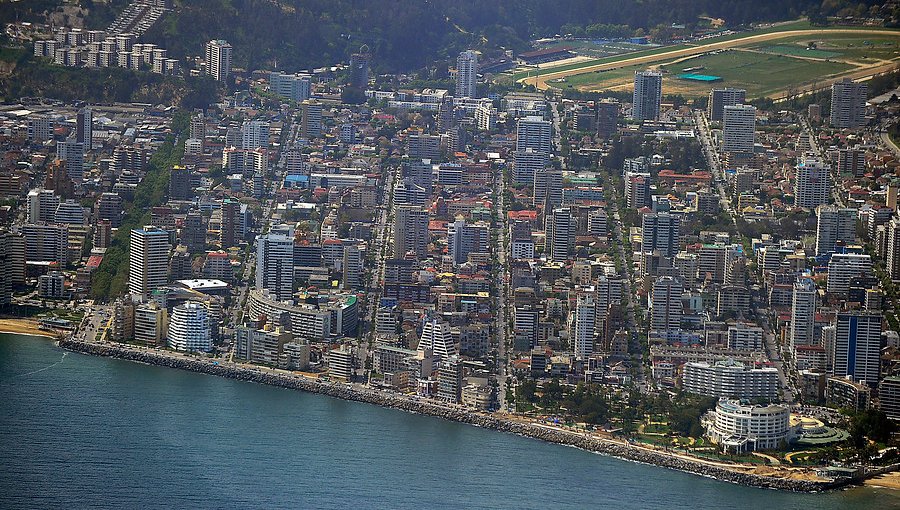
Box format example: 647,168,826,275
1,333,898,509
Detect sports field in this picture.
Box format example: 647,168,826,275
515,25,900,99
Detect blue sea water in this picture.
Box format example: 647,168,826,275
1,333,898,509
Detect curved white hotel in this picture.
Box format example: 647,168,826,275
704,399,790,453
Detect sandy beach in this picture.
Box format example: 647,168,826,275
865,472,900,490
0,318,57,338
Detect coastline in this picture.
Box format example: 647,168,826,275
55,338,863,493
0,319,57,338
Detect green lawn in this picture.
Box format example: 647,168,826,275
752,35,900,61
554,49,854,98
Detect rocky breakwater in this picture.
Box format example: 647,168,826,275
59,339,841,492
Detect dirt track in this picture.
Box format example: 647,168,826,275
522,28,900,90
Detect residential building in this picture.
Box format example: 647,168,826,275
707,88,746,122
815,205,856,256
205,39,232,82
704,399,790,453
794,157,830,209
167,301,211,352
682,360,779,401
632,70,662,121
255,231,295,302
455,50,478,99
129,226,170,297
833,312,882,388
722,104,756,154
830,78,867,128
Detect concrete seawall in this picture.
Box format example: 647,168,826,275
59,339,843,492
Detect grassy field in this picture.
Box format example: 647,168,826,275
550,49,853,98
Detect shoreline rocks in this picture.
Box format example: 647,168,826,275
59,339,844,493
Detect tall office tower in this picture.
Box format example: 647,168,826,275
546,207,575,262
300,100,322,140
0,230,25,304
220,198,240,248
418,317,457,362
650,276,683,333
516,116,552,153
255,231,295,302
129,226,171,298
595,99,619,139
393,205,429,259
790,277,817,350
241,120,270,149
76,107,92,149
167,302,211,352
57,140,84,182
447,218,489,265
888,216,900,281
830,78,867,128
707,88,746,122
349,49,370,89
827,253,872,296
205,39,232,82
794,157,831,209
815,205,857,256
533,168,563,209
455,50,478,99
27,189,60,224
641,212,681,259
407,133,442,161
722,104,756,154
834,312,882,387
632,70,662,121
573,292,596,359
513,148,549,186
342,243,362,290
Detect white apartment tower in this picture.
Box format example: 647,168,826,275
167,301,211,352
794,157,830,209
455,50,478,99
722,104,756,154
393,205,430,259
129,226,171,298
205,39,232,82
573,292,596,359
255,231,295,302
830,78,867,128
790,277,817,350
815,205,856,256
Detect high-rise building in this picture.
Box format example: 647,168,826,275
834,312,882,388
794,157,830,209
546,207,575,262
827,253,872,296
516,116,552,154
418,317,456,362
28,114,53,142
220,198,240,249
437,355,462,403
632,70,662,121
269,72,311,102
205,39,232,82
167,301,211,352
641,212,681,259
76,107,92,149
830,78,867,128
300,100,322,140
393,205,429,259
57,140,84,182
837,147,866,177
455,50,478,99
342,243,362,290
650,276,683,334
533,168,563,209
27,189,60,224
815,205,856,256
595,99,619,138
447,218,489,265
707,88,746,122
129,226,171,297
887,216,900,281
407,133,441,161
513,148,549,186
241,120,270,149
722,104,756,154
255,231,295,302
573,292,596,359
790,277,817,350
349,50,370,89
682,360,779,401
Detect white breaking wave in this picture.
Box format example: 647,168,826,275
2,351,67,382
